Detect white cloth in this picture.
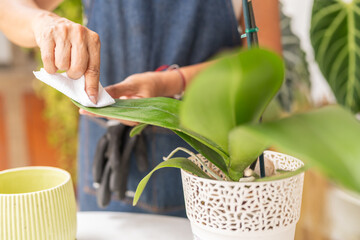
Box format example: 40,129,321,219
33,68,115,107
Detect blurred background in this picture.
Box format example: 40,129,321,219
0,0,358,239
0,0,82,180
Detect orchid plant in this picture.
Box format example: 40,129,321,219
74,48,360,205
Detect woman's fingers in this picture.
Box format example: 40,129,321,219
104,84,122,98
104,76,144,99
104,73,157,99
117,119,139,127
79,109,139,126
79,109,99,118
67,25,89,79
39,29,57,74
84,30,101,104
67,42,88,79
34,15,101,104
55,34,71,71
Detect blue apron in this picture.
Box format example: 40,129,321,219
78,0,241,217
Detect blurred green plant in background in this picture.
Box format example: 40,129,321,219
34,0,82,183
263,4,312,121
310,0,360,113
278,4,312,112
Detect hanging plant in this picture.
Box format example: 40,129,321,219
277,3,312,112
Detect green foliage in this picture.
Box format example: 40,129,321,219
172,130,228,174
54,0,83,24
133,158,210,206
74,48,285,182
72,98,229,173
310,0,360,113
180,49,284,156
255,166,308,182
75,97,181,129
230,105,360,193
74,48,360,205
129,124,148,137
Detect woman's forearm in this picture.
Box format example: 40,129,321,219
162,0,283,97
0,0,101,103
0,0,62,47
158,61,214,97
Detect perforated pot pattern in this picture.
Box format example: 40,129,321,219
181,151,304,235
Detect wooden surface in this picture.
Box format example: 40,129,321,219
295,170,330,240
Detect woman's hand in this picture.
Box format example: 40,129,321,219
80,71,181,126
105,71,172,99
32,12,101,104
79,62,214,126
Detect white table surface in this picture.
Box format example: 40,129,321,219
77,212,193,240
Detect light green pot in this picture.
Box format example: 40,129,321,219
0,166,77,240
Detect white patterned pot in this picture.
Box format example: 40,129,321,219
181,151,305,240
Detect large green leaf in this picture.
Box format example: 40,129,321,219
180,48,284,152
255,166,308,182
133,157,211,205
229,105,360,193
73,97,181,129
228,129,269,180
72,98,229,172
310,0,360,113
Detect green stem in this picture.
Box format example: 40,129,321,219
163,147,225,180
242,0,253,46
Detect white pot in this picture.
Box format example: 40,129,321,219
181,151,305,240
327,186,360,240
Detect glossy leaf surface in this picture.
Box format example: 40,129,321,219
74,97,180,129
73,98,228,172
230,105,360,193
180,49,284,151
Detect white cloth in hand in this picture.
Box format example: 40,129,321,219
33,68,115,107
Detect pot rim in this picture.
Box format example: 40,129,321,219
181,150,305,185
0,166,71,196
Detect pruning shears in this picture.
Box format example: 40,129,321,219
92,121,148,208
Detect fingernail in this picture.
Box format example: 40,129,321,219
89,95,97,104
119,96,128,100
